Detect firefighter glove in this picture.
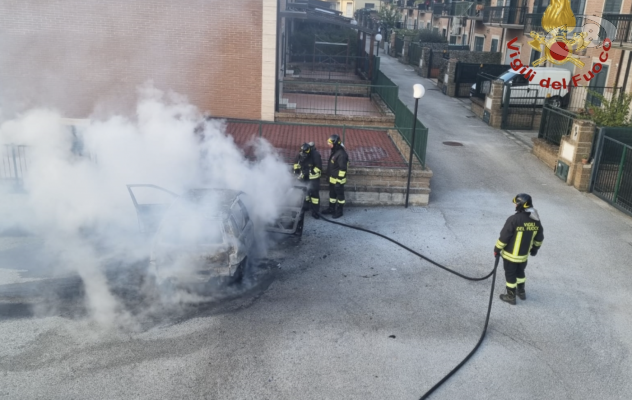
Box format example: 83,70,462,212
530,247,539,257
493,247,501,258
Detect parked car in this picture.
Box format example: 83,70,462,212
471,68,572,108
127,185,305,289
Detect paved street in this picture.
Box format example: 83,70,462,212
2,52,632,400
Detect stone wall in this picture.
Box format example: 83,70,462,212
532,138,560,170
558,119,597,191
275,112,395,128
315,165,432,206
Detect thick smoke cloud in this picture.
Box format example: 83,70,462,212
0,84,293,330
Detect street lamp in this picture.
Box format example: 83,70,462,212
375,33,382,56
405,83,426,208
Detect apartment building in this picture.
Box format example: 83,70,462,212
0,0,280,121
324,0,380,17
416,0,632,92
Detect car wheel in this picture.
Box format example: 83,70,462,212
231,257,246,284
549,96,562,108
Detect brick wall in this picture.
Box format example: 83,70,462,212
0,0,266,120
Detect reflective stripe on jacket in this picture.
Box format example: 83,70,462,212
327,146,349,185
495,212,544,263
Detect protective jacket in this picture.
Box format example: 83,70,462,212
294,149,322,181
495,210,544,263
327,146,349,184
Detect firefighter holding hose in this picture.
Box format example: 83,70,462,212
294,142,322,219
494,193,544,305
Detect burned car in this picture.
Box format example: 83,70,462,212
127,185,305,288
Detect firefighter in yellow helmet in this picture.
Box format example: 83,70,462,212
321,134,349,219
293,142,322,219
494,193,544,305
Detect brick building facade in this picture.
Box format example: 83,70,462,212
0,0,278,121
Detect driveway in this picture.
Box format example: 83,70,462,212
1,55,632,400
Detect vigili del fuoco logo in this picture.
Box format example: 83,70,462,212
506,0,615,89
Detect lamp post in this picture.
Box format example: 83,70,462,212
405,83,425,208
375,33,382,56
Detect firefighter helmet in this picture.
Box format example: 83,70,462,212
513,193,533,210
300,142,311,154
327,134,341,146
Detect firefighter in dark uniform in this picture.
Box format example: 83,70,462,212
321,134,349,219
494,193,544,305
293,142,322,219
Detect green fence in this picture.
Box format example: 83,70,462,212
538,104,577,145
591,127,632,216
373,71,429,168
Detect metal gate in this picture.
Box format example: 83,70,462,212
591,127,632,216
454,63,511,98
501,84,542,130
538,104,576,145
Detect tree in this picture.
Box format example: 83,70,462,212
377,3,400,30
416,29,448,43
584,91,632,127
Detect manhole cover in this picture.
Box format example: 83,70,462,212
442,141,463,146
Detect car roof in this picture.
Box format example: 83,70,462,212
181,189,242,214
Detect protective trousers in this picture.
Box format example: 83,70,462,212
502,258,527,289
328,182,345,207
306,179,320,211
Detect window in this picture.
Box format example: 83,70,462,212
442,28,447,38
450,35,457,44
530,49,539,65
474,36,484,52
427,22,431,29
365,3,375,8
491,38,499,53
603,0,622,13
462,34,468,46
512,74,529,86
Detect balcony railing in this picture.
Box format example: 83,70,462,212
524,13,588,35
601,14,632,47
483,6,527,26
433,2,484,18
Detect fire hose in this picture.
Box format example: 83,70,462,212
319,214,500,400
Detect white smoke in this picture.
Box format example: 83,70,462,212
0,84,293,330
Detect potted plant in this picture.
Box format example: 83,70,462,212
580,154,589,165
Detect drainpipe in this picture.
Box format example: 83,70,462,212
500,28,506,62
275,0,281,113
622,51,632,93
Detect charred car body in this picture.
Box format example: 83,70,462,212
127,185,305,289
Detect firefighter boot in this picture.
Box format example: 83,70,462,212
517,283,526,300
332,203,344,219
321,202,336,215
311,202,320,219
499,287,516,305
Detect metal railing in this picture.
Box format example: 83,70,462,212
1,145,28,187
566,86,623,112
601,14,632,47
591,127,632,215
524,13,588,35
538,104,577,145
483,6,527,26
373,71,428,168
287,54,371,80
279,80,398,116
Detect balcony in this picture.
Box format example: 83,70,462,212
433,2,484,19
601,14,632,49
483,6,527,28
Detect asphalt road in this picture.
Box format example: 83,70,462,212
2,53,632,400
